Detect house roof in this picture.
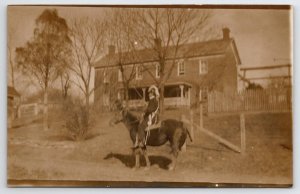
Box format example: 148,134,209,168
8,86,20,97
94,38,241,69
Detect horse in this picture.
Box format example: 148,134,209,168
110,101,192,171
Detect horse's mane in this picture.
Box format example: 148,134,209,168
124,110,140,125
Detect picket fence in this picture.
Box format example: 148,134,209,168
207,88,292,113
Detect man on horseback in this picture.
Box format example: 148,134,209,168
133,85,160,149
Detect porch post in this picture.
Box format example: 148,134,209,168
199,89,202,102
180,85,184,106
243,70,246,90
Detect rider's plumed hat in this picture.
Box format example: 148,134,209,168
148,85,160,98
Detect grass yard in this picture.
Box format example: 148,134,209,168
7,110,292,186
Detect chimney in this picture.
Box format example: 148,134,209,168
222,28,230,40
108,45,115,55
154,38,162,50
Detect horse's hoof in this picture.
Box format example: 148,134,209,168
168,165,175,171
132,167,139,171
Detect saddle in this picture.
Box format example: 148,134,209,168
145,109,161,132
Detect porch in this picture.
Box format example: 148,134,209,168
121,83,192,109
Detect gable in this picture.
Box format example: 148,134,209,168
229,39,242,65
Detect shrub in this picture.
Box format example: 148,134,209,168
63,99,95,141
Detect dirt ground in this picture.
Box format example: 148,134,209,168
7,110,292,186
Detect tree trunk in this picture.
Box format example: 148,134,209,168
121,81,129,108
124,84,129,108
159,83,165,114
63,86,68,99
85,93,90,109
85,92,90,132
43,88,49,131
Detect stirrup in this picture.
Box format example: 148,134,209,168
131,144,146,150
141,144,147,150
132,142,141,149
131,145,139,150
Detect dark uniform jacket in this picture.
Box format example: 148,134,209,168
144,97,159,120
137,97,159,143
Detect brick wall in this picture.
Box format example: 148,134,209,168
94,48,238,109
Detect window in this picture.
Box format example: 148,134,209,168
199,87,208,101
118,69,123,82
128,88,143,100
156,63,160,78
199,60,208,74
177,60,185,76
136,65,143,80
103,70,109,83
117,89,125,100
164,85,181,97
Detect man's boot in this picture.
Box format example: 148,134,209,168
132,134,139,149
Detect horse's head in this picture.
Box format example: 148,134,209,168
114,99,124,111
109,100,128,126
109,100,140,127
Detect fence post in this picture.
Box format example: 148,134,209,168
240,113,246,155
190,110,194,142
181,114,187,152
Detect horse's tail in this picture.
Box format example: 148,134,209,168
185,126,193,142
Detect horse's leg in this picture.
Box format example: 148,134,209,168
142,148,150,170
169,146,179,171
168,129,182,171
134,149,140,170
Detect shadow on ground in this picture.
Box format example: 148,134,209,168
103,152,172,170
46,132,103,142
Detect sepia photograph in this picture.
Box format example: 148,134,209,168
7,5,292,187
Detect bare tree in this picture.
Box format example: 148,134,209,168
59,71,71,99
15,9,72,130
69,18,106,110
9,27,40,100
106,9,140,107
133,8,211,112
267,77,291,89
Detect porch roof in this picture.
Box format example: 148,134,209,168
122,81,192,90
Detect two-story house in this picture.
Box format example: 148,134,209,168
93,28,241,110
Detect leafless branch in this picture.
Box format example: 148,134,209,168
69,17,106,105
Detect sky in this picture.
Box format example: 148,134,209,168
7,6,292,90
212,8,291,67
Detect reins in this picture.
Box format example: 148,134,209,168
117,109,155,146
119,110,140,125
